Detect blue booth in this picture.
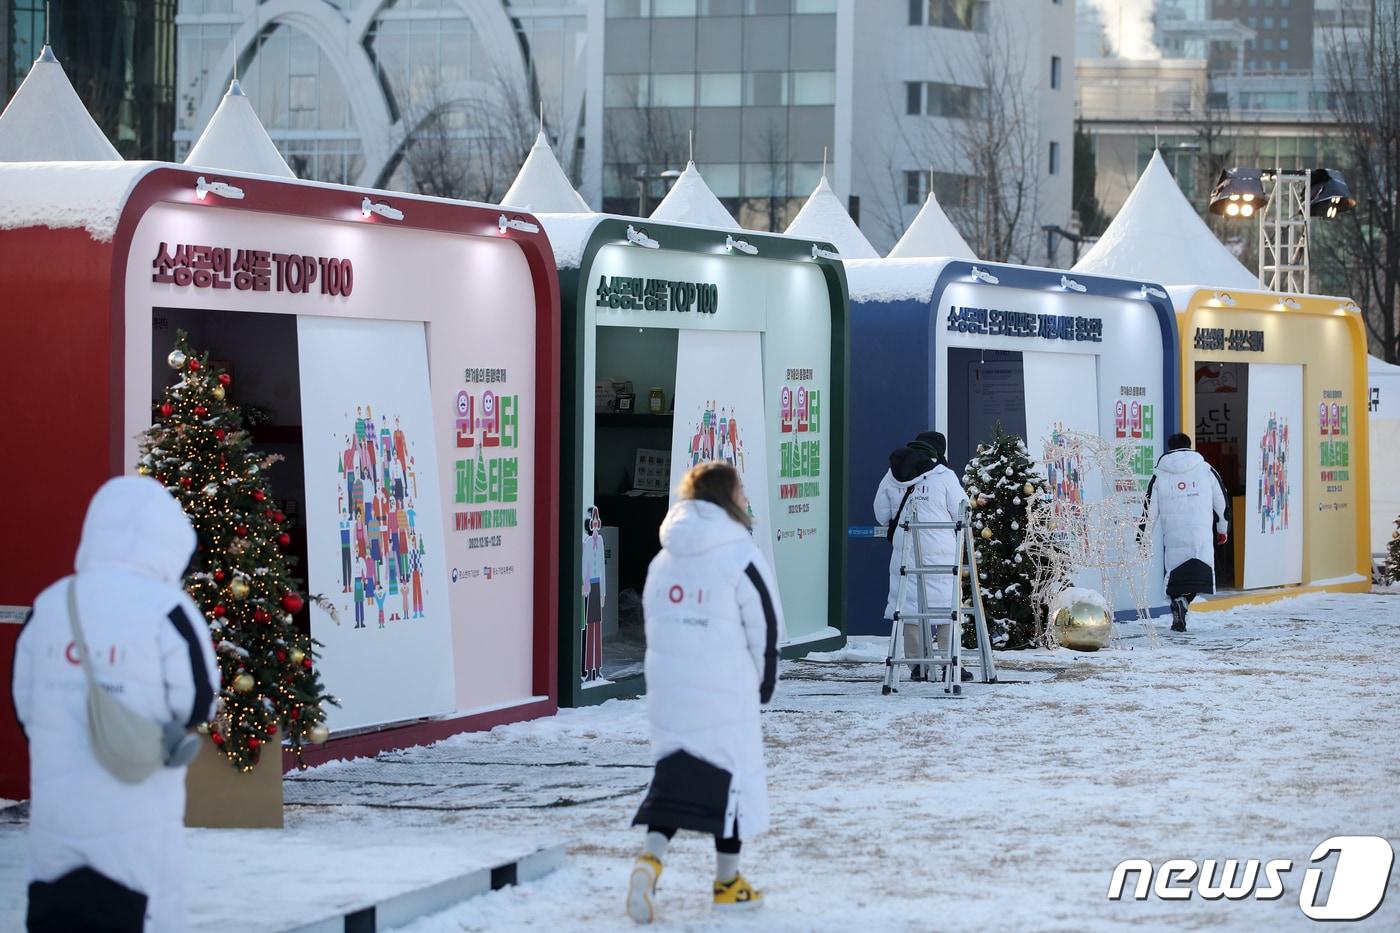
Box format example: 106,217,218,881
842,258,1180,635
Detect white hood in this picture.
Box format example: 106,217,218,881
658,498,750,557
1155,448,1206,476
75,476,196,584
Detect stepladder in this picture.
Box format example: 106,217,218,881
882,502,998,695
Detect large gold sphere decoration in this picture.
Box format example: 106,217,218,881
308,723,330,745
1052,599,1113,652
228,577,251,600
167,349,187,370
232,672,256,693
1023,483,1036,497
212,385,226,401
980,526,993,540
290,647,306,665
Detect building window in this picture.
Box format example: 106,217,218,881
909,0,988,31
1279,38,1289,51
1049,140,1060,175
904,169,979,207
1050,55,1061,90
905,81,986,118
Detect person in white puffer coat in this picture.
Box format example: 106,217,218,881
625,461,783,924
11,476,218,933
873,432,969,680
1143,433,1230,632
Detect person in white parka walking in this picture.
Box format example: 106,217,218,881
626,461,783,923
1143,433,1230,632
11,477,218,933
874,432,969,680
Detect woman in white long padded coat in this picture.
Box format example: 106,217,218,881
873,432,969,678
626,461,783,923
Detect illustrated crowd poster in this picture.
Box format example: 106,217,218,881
298,316,455,731
581,505,606,684
1244,363,1304,589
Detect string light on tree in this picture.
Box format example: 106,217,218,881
138,330,337,772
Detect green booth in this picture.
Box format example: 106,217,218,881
539,214,850,706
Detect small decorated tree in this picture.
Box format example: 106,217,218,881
961,426,1051,649
138,332,336,771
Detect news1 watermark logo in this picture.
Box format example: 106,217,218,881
1109,836,1394,921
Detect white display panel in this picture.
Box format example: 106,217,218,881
671,329,779,599
297,316,456,731
1244,363,1304,589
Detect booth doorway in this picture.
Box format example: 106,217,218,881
592,325,678,683
1194,361,1247,589
947,348,1026,476
151,308,308,605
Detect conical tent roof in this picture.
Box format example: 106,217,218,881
184,79,295,179
502,131,589,213
650,161,740,230
1074,150,1255,288
888,188,976,260
0,46,120,162
784,175,878,259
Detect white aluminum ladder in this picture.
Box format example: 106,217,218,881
882,502,998,695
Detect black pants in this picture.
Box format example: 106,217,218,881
648,824,742,854
28,867,147,932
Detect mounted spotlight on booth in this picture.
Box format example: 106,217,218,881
725,235,758,256
361,197,404,222
970,266,1000,286
499,214,540,235
195,176,244,201
1209,164,1356,294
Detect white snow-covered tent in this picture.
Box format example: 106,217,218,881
784,175,878,259
0,46,120,162
887,188,976,260
502,131,590,213
1370,354,1400,557
1074,150,1256,288
184,79,294,178
649,161,740,230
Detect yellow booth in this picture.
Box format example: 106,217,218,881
1168,287,1371,606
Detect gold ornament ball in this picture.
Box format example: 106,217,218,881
166,349,187,370
308,723,330,745
229,577,251,600
232,672,255,693
212,385,226,401
290,647,306,665
1023,483,1036,497
1052,600,1113,652
980,526,993,540
136,463,151,476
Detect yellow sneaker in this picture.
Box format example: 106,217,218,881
713,874,764,911
626,854,663,924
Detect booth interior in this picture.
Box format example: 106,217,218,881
593,325,680,681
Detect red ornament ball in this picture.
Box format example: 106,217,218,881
159,402,173,418
218,373,231,386
289,707,301,720
277,533,292,548
213,570,226,582
280,592,305,614
179,476,193,488
193,405,207,417
267,724,278,736
248,737,260,749
212,604,226,618
276,650,287,662
234,525,249,537
272,511,286,524
302,658,313,670
253,609,271,624
188,359,201,372
214,428,226,441
252,490,266,502
211,732,224,746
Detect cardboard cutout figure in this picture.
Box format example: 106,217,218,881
582,505,606,682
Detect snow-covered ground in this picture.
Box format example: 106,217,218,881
380,592,1399,931
3,592,1396,931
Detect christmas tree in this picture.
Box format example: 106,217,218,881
1386,514,1400,585
961,425,1051,649
138,332,336,771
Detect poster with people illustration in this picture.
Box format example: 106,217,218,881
1244,364,1303,589
670,330,777,575
298,316,455,731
